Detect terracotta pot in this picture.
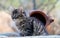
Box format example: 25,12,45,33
29,10,54,34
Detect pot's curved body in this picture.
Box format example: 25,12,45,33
29,10,54,34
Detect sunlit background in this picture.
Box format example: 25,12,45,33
0,0,60,35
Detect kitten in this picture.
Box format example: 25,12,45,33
11,8,48,36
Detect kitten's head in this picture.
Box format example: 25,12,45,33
11,8,26,19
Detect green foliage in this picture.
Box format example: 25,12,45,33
0,0,59,11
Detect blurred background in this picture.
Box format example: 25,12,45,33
0,0,60,35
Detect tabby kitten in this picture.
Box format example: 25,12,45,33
11,8,48,36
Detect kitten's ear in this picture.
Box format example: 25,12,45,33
18,7,26,17
18,7,24,13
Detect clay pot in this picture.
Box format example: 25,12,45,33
29,10,54,34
